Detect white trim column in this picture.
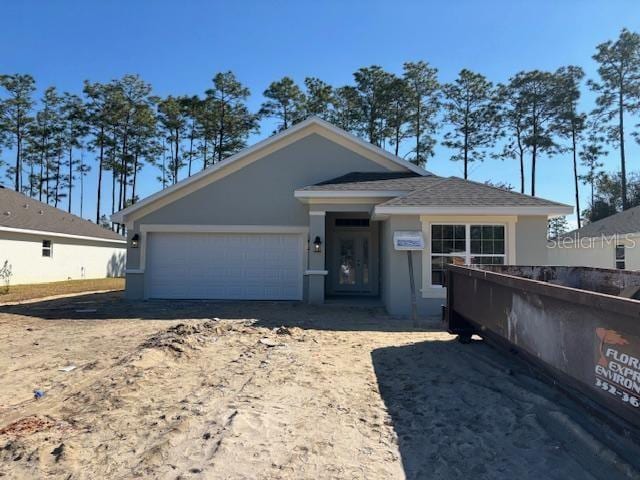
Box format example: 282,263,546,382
306,211,327,304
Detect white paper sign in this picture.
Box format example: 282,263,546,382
393,231,425,251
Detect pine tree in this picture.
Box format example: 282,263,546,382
386,77,410,156
588,29,640,210
60,92,88,213
554,66,586,228
402,61,440,166
157,95,188,185
84,81,116,223
25,87,62,201
497,71,563,196
303,77,334,120
259,77,305,133
330,86,360,132
76,151,91,218
128,100,157,204
442,69,496,179
352,66,395,147
182,95,201,177
495,82,527,193
548,216,569,239
579,118,607,211
205,72,258,163
0,74,35,191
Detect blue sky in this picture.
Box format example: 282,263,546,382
1,0,639,226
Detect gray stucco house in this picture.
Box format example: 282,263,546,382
112,117,571,316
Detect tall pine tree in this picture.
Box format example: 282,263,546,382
588,29,640,210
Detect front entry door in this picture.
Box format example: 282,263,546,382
333,232,372,293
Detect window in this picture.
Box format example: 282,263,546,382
430,224,506,286
470,225,505,265
335,218,370,227
616,244,626,270
42,239,52,257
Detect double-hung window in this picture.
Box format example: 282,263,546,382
616,244,626,270
42,239,53,257
431,224,506,286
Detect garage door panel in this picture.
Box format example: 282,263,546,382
146,232,303,300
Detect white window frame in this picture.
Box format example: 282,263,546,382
615,244,626,270
429,222,507,288
42,239,53,258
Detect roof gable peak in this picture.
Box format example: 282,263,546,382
113,117,428,224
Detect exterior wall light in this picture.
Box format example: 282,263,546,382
313,236,322,253
131,233,140,249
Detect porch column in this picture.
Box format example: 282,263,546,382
307,211,327,304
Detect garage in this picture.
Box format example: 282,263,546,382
145,232,304,300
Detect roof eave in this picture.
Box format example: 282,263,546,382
0,225,126,244
374,205,574,216
294,189,409,198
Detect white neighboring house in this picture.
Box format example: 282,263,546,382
548,206,640,270
0,185,126,286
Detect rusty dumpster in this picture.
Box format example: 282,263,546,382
445,265,640,433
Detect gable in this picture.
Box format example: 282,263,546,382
114,117,424,225
133,133,393,228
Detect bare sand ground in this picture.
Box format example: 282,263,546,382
0,292,639,479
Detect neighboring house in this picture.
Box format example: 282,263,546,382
548,206,640,271
0,186,126,285
112,117,571,316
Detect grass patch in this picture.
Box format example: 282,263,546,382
0,277,124,303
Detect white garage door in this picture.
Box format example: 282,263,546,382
146,232,304,300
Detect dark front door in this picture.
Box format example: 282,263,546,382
332,231,372,293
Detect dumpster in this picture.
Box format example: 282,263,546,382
445,265,640,433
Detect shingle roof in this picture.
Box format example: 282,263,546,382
561,205,640,239
379,177,570,208
300,173,570,209
0,186,125,242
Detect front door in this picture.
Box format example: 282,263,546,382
333,232,372,293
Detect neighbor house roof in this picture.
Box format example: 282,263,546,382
0,186,125,243
561,205,640,239
112,117,430,224
297,173,572,215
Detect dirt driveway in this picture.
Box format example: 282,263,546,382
1,293,639,479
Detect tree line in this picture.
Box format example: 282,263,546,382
1,28,639,233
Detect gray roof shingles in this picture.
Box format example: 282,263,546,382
0,186,125,242
300,173,570,208
561,205,640,239
380,177,569,208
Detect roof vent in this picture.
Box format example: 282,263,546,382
38,210,44,215
3,211,10,216
24,204,29,209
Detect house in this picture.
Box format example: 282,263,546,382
112,117,571,316
0,186,126,286
548,206,640,271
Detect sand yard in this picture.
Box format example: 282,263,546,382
1,292,639,479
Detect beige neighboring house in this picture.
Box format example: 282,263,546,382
112,117,571,316
548,206,640,271
0,186,126,286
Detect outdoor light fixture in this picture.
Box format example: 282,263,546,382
131,234,140,249
313,236,322,253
